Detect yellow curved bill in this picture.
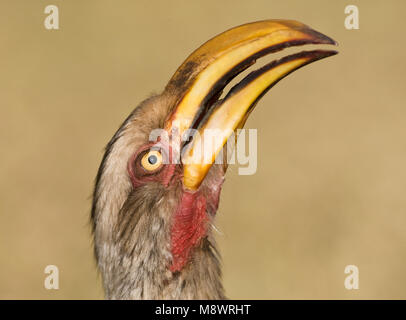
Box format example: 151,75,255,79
164,20,336,139
182,50,337,190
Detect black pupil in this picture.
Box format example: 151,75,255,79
148,154,158,165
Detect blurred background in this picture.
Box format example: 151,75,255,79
0,0,405,299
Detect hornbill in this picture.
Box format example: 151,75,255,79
91,20,337,299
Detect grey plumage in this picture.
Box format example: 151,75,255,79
91,95,225,299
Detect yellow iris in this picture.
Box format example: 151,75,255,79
141,150,163,172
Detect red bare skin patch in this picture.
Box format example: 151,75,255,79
170,191,208,272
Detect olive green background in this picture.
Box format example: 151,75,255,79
1,0,405,299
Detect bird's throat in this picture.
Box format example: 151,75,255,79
170,191,209,272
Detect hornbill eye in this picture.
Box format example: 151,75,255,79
141,150,163,172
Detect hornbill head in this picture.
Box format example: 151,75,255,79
91,20,337,299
